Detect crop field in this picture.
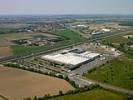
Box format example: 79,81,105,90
12,40,72,56
0,67,74,100
11,30,85,56
101,32,133,45
55,30,85,42
0,32,61,56
85,56,133,90
49,88,127,100
0,32,56,40
0,46,12,57
0,39,12,47
0,23,27,29
119,21,133,26
101,35,129,44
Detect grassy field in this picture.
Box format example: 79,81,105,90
119,21,133,26
12,40,73,56
49,88,127,100
0,32,56,40
101,31,133,45
101,35,129,44
85,56,133,90
0,66,74,100
55,30,85,42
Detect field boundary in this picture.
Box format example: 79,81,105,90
0,94,9,100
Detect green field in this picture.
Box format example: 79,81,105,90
101,35,128,44
85,56,133,90
12,40,72,56
55,30,85,42
119,21,133,26
48,88,127,100
0,32,56,40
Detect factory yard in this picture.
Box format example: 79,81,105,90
41,48,100,70
0,66,74,100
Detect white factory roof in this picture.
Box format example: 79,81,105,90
41,51,100,66
102,28,111,32
77,24,87,27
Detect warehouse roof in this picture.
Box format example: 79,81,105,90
41,49,100,66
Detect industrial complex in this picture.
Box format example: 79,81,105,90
41,48,100,70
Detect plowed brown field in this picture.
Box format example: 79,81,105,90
0,67,74,100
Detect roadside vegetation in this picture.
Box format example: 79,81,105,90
46,88,127,100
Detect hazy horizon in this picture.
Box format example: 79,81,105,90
0,0,133,15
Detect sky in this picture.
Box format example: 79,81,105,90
0,0,133,15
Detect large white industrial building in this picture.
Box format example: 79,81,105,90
41,48,100,70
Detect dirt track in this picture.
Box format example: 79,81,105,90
0,67,74,100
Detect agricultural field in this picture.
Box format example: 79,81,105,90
55,30,85,42
85,56,133,90
0,30,85,56
0,23,27,34
11,40,72,56
0,46,12,57
0,39,13,57
0,23,27,29
119,21,133,26
11,30,85,56
0,39,12,47
101,31,133,45
49,88,127,100
0,66,74,100
101,34,129,45
0,32,62,56
0,32,56,40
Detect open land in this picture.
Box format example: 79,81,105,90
0,32,56,40
85,56,133,90
49,88,127,100
0,67,74,100
0,32,60,56
0,47,12,57
11,30,85,56
101,34,129,45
